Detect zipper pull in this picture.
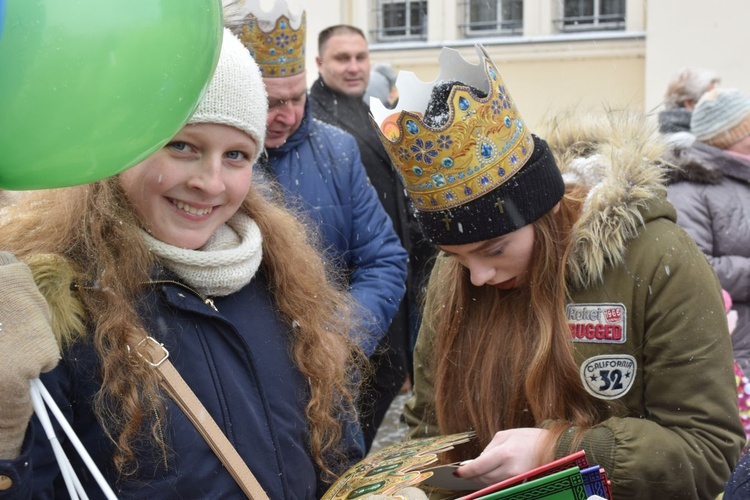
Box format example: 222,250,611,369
205,297,218,311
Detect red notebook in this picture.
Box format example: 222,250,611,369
456,450,590,500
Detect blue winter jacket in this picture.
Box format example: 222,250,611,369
259,100,408,356
0,270,363,499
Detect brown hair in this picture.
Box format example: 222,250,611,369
428,185,610,462
317,24,366,56
0,175,364,480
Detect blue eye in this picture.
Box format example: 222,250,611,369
168,141,189,152
226,151,246,160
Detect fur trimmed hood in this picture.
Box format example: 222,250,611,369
542,110,673,290
25,254,86,349
666,140,750,185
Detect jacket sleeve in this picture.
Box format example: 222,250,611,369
667,182,714,254
668,182,750,302
403,256,444,439
337,133,408,356
557,222,745,499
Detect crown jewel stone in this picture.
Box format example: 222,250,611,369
371,45,535,212
237,2,306,79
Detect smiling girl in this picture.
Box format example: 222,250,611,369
0,29,364,498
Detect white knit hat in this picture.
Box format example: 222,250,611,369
691,88,750,149
188,28,267,162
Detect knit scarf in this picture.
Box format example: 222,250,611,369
141,213,263,297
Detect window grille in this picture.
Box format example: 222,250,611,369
462,0,523,37
373,0,428,42
556,0,625,32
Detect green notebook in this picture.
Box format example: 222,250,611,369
474,466,587,500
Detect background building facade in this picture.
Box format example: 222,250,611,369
302,0,750,129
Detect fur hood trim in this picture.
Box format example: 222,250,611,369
26,254,86,349
665,157,724,185
665,140,750,185
542,110,670,289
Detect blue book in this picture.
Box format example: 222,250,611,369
580,465,610,499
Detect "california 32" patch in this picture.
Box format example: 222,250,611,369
567,303,626,344
580,354,636,399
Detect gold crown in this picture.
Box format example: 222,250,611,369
234,0,306,77
370,45,533,212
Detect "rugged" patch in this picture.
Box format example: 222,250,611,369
580,354,636,400
567,303,626,344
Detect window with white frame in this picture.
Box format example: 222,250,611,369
463,0,523,36
374,0,428,41
558,0,625,31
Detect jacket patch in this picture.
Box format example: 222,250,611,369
580,354,636,400
567,303,626,344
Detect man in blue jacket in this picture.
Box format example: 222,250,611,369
233,5,407,362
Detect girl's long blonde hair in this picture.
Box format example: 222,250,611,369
0,175,364,480
429,185,610,462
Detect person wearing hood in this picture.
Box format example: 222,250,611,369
667,88,750,374
369,46,744,499
364,63,399,107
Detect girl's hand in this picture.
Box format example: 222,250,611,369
455,428,551,485
0,252,60,459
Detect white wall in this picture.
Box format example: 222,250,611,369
645,0,750,112
303,0,345,84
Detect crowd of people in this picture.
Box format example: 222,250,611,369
0,2,749,499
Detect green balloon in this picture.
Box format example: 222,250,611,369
0,0,223,189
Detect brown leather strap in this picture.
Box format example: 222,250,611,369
138,337,269,500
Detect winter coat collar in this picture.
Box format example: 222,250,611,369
657,108,692,134
311,77,365,108
544,112,673,290
668,140,750,185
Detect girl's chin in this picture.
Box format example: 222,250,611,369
492,277,517,290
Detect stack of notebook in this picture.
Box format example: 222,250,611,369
453,450,611,500
322,433,612,500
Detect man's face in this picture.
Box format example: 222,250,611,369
316,33,370,97
263,72,307,149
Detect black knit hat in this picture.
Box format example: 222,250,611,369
370,45,564,245
414,134,564,245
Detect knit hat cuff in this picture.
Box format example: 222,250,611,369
417,136,565,245
186,29,267,164
704,114,750,149
188,114,264,154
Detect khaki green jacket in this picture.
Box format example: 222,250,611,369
403,114,745,499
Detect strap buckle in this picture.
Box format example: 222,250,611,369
128,336,170,367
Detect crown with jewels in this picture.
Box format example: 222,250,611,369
232,0,306,77
370,45,533,212
370,45,564,245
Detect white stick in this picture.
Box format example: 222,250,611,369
30,381,81,499
30,378,118,499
